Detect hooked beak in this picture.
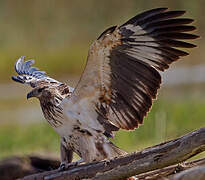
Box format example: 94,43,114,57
27,91,34,99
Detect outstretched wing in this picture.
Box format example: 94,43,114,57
12,56,62,88
63,8,198,136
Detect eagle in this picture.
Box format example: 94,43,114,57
12,8,198,169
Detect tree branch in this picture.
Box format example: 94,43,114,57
170,165,205,180
135,157,205,179
19,127,205,180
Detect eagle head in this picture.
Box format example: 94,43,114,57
27,86,51,100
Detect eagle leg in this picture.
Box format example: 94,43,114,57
59,138,73,170
59,138,84,171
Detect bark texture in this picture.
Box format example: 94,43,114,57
17,127,205,180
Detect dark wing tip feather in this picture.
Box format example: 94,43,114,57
145,18,195,30
120,8,168,27
159,39,197,48
157,33,199,40
11,75,25,84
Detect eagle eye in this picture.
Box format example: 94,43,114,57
38,87,45,93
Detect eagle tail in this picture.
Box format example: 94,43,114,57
106,141,127,157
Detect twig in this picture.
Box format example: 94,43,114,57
170,165,205,180
19,127,205,180
135,157,205,180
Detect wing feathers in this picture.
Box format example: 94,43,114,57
156,32,198,40
159,46,189,56
121,8,168,27
148,25,196,34
12,56,61,88
159,39,196,48
108,51,160,128
137,11,186,27
64,8,198,134
144,18,194,30
111,9,197,129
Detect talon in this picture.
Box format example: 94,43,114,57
58,159,83,171
58,162,66,171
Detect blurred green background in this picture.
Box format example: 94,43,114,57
0,0,205,161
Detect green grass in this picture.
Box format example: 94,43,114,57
0,123,60,158
0,92,205,160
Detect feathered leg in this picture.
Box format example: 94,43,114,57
59,138,73,171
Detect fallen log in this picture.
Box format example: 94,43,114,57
19,127,205,180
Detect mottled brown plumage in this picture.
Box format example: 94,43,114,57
12,8,198,167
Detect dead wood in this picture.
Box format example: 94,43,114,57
169,165,205,180
135,157,205,180
18,127,205,180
